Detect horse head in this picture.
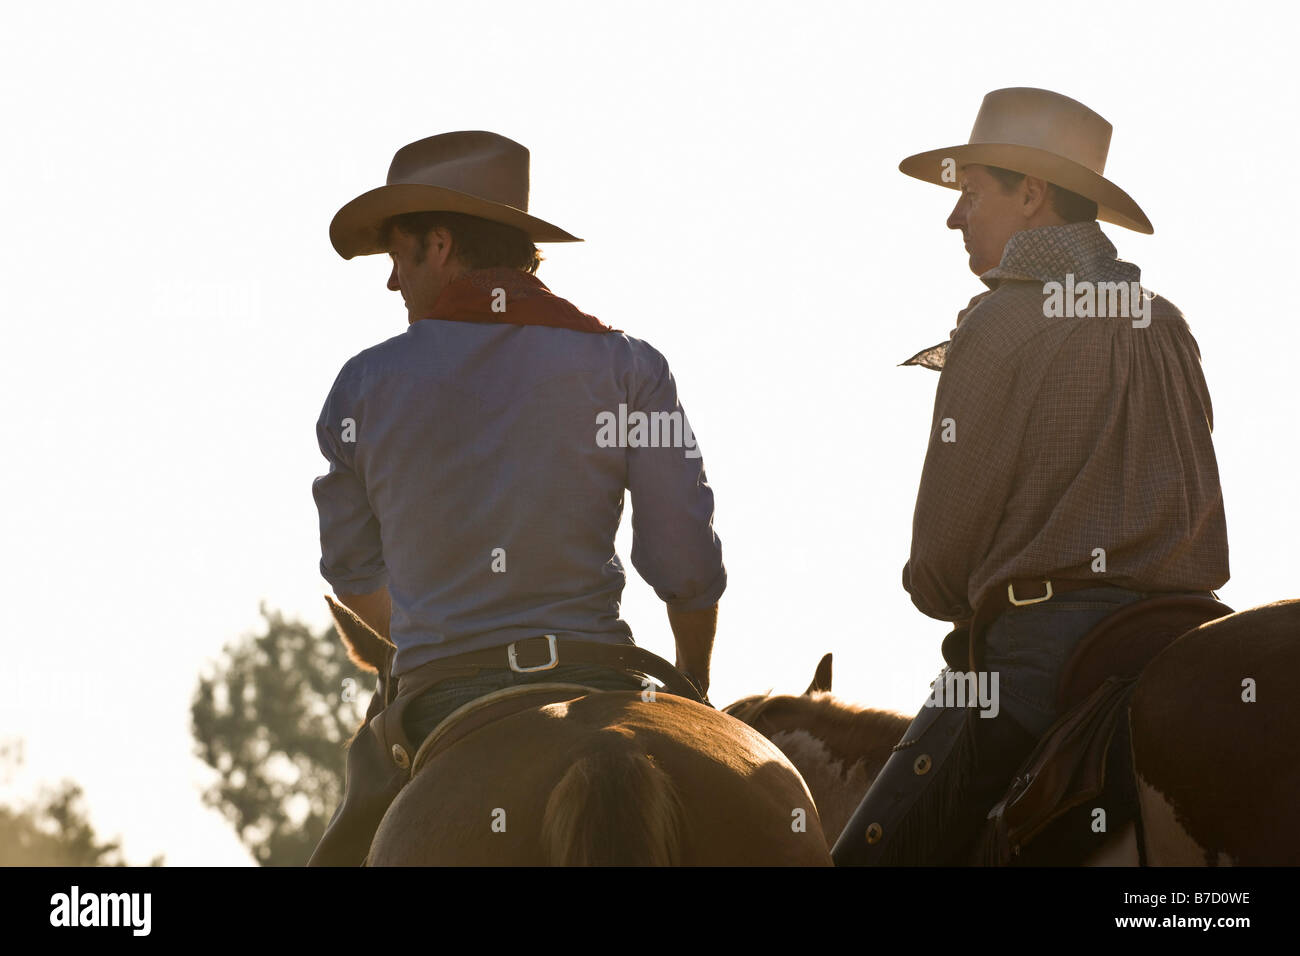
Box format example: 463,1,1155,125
723,653,910,846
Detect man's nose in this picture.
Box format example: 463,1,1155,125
946,195,966,231
387,263,400,292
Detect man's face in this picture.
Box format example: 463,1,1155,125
386,226,458,321
946,165,1027,276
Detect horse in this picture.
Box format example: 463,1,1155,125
722,654,911,847
724,598,1300,866
326,600,832,866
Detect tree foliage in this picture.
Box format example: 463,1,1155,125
191,603,371,866
0,740,163,866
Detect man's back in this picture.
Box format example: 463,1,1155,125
313,319,726,677
906,222,1229,620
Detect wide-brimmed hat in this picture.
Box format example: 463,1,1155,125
330,131,581,259
898,88,1152,234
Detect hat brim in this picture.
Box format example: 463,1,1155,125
330,183,582,260
898,143,1153,235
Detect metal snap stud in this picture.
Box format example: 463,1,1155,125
391,744,410,769
914,753,932,775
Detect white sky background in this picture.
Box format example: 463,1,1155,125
0,1,1295,866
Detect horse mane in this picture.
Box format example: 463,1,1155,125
725,691,910,766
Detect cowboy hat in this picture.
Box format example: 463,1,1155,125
330,130,581,259
898,88,1153,234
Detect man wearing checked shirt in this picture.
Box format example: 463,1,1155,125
833,89,1229,865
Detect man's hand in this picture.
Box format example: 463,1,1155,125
336,586,392,643
667,602,717,699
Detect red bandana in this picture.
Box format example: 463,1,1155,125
414,267,619,334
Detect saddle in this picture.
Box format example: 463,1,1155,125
408,682,596,777
983,593,1233,864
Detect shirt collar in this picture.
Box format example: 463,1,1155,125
979,221,1141,288
900,222,1141,372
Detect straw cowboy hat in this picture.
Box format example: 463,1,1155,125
330,130,581,259
899,87,1153,234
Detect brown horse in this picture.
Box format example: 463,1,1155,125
1129,599,1300,865
328,602,832,866
725,598,1300,865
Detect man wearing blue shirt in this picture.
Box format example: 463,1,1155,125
307,131,724,865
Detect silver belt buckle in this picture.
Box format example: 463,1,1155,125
1008,580,1054,606
507,634,559,673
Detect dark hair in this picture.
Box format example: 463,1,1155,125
981,165,1099,224
380,210,543,274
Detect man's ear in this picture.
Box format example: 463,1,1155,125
425,225,457,267
1021,175,1053,219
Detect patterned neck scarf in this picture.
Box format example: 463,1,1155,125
901,222,1137,372
414,267,620,334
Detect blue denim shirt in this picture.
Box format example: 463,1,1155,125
313,319,726,677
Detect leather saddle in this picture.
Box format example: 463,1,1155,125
984,593,1233,864
408,682,596,777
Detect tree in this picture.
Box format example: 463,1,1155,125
191,603,371,866
0,739,163,866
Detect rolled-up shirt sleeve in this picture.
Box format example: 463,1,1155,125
312,367,388,594
626,347,726,610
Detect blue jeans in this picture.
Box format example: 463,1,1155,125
983,586,1153,737
832,585,1206,864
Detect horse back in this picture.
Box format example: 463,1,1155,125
369,691,832,866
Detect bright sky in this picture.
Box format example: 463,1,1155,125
1,0,1295,866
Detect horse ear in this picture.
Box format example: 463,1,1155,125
324,594,395,674
804,653,833,695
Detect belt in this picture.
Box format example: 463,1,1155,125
391,635,707,704
957,578,1218,674
963,579,1140,674
979,577,1124,621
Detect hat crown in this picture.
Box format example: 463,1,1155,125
969,88,1112,176
386,131,531,212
